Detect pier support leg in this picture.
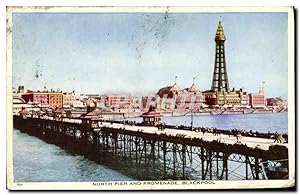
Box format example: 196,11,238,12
216,152,219,179
190,147,193,164
73,129,76,139
157,140,160,158
182,145,186,179
92,131,97,145
105,133,109,151
224,153,228,180
144,139,147,166
114,135,117,156
246,156,248,180
201,147,205,180
209,151,212,180
163,141,166,178
129,136,132,160
151,141,155,164
123,135,126,157
173,143,176,178
135,137,138,164
255,157,260,180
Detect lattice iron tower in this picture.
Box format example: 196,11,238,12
211,21,230,92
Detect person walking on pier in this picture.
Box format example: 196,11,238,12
217,132,222,143
274,132,285,144
202,128,206,136
236,132,242,144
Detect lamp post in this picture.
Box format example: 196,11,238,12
191,76,196,131
191,108,193,131
262,81,267,107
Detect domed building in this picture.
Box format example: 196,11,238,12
87,100,97,113
157,83,181,98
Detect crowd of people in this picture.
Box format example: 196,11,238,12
110,118,288,144
115,119,288,144
160,124,287,144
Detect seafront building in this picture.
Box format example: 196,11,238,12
156,82,205,111
63,91,76,108
178,83,206,110
266,97,287,109
21,90,63,109
21,92,49,106
104,95,133,110
249,88,266,108
48,92,63,108
238,89,250,107
203,88,249,108
156,83,181,110
216,90,241,107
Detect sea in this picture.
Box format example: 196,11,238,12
13,112,288,182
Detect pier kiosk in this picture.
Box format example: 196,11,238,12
80,100,103,129
80,110,103,144
80,110,103,129
141,105,162,126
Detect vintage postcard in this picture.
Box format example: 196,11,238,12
6,6,295,190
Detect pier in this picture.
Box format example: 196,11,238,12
13,115,288,180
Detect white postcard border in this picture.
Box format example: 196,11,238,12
6,6,295,190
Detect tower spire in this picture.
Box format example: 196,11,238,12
215,21,226,41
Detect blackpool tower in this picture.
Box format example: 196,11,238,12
211,21,230,92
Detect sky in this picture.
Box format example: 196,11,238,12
12,12,288,98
